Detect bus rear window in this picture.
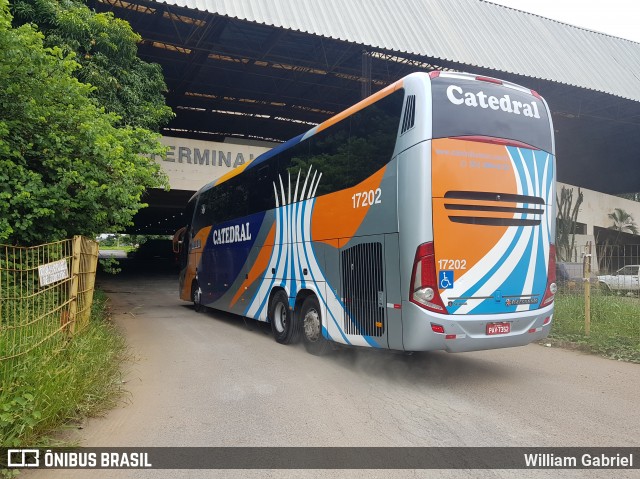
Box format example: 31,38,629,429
431,77,553,153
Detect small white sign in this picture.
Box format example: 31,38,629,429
38,259,69,287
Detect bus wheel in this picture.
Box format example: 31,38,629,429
269,291,298,344
192,281,204,312
301,295,331,355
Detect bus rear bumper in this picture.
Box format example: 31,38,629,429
401,301,554,353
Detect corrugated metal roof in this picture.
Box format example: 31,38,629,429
157,0,640,102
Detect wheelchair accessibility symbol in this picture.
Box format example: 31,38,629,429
439,270,454,289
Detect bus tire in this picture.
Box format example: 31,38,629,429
300,295,331,355
269,290,297,344
192,280,204,312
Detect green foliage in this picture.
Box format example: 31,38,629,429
0,0,169,245
608,207,639,236
550,291,640,363
98,233,168,247
11,0,174,130
0,290,127,447
98,257,122,274
616,192,640,203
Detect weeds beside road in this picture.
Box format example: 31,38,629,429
550,291,640,363
0,291,126,447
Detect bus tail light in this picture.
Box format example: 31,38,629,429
541,244,557,307
410,242,448,314
456,135,537,150
431,323,445,334
475,76,502,85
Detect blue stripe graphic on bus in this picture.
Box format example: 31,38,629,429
443,147,554,315
244,166,365,346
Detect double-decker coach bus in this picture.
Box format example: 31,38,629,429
174,71,556,355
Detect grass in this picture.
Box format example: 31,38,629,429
549,289,640,363
98,245,134,252
0,290,127,447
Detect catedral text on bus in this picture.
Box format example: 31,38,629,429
173,71,557,355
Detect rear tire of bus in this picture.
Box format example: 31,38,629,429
269,290,297,344
301,295,331,356
192,281,204,313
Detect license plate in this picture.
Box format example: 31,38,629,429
486,322,510,335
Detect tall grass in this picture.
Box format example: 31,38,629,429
551,290,640,363
0,290,126,447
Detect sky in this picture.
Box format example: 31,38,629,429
487,0,640,43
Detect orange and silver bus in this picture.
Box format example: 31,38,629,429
175,71,556,355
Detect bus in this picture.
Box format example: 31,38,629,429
174,71,556,355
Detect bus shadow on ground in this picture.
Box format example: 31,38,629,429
325,346,516,388
189,305,517,388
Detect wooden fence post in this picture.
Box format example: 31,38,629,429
584,241,592,336
78,237,99,328
68,235,82,335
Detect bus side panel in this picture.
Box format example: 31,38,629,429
385,233,403,351
194,211,267,310
309,159,399,348
302,240,337,343
310,165,393,244
397,142,434,304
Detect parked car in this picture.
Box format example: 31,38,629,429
597,265,640,292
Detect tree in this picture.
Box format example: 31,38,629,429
556,186,583,262
608,208,639,236
11,0,173,130
0,0,168,245
616,192,640,203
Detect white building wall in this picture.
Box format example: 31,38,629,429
154,136,274,191
557,182,640,236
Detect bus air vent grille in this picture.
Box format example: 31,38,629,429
401,95,416,134
341,242,385,337
448,216,541,227
444,191,545,204
444,191,544,227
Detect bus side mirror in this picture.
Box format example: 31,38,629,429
173,226,187,254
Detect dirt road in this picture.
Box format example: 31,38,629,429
26,270,640,478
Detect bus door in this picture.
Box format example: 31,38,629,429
339,234,390,348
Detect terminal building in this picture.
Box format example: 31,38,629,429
92,0,640,270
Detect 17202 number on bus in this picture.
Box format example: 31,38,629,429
352,188,382,208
